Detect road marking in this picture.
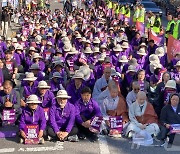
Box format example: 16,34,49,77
99,135,110,154
0,148,15,153
18,141,63,152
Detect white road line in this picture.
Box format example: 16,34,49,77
0,148,15,153
18,141,63,152
99,135,110,154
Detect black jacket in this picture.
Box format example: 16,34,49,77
160,104,180,125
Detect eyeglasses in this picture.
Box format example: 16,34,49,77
134,88,140,91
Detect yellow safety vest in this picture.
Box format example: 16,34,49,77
152,17,161,34
173,20,180,39
147,16,155,28
165,20,175,38
137,8,145,23
124,8,130,18
133,8,140,23
107,1,112,9
120,6,125,15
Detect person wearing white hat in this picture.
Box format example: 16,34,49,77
116,55,129,74
21,72,38,99
68,47,78,55
29,63,45,81
161,80,177,106
49,72,65,95
48,90,79,142
171,61,180,84
136,48,147,69
93,37,100,44
111,44,123,66
66,71,85,104
6,37,12,48
19,94,46,144
37,81,55,110
31,53,45,71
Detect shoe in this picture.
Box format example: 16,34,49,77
154,136,161,142
39,138,45,144
101,129,109,136
19,138,24,144
47,136,52,141
78,133,86,140
90,134,99,142
68,135,79,142
127,131,134,138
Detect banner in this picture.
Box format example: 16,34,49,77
167,35,180,61
136,22,145,35
2,109,16,125
170,124,180,134
25,125,39,144
109,116,123,135
89,116,103,133
149,30,164,46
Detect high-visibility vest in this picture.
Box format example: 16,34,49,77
172,20,180,39
152,17,161,34
137,8,145,23
112,3,117,11
124,7,130,18
115,5,120,14
165,20,175,38
133,8,140,22
147,15,155,28
120,6,125,15
107,1,112,9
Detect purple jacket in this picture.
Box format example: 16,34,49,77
19,106,46,131
147,44,158,55
0,41,7,52
0,69,4,87
75,98,102,124
66,80,85,104
21,80,39,99
49,102,75,133
37,90,55,108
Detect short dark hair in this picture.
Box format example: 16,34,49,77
9,46,15,51
81,86,92,94
4,50,12,54
169,93,180,104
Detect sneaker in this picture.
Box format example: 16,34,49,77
19,138,24,144
47,136,52,141
39,138,45,144
78,133,86,140
68,135,79,142
90,134,99,142
127,131,134,138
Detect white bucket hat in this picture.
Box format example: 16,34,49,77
175,61,180,67
83,47,93,54
165,80,176,89
149,54,160,63
68,47,78,54
76,34,82,39
29,46,36,51
38,81,50,89
86,40,91,44
119,55,128,63
93,47,100,53
6,37,12,41
56,90,71,99
81,37,86,42
47,41,53,46
137,48,147,56
47,33,53,37
26,95,41,104
72,71,84,80
63,44,72,51
121,42,129,49
155,47,165,57
30,63,40,70
100,44,107,49
12,38,17,43
126,65,136,73
113,44,123,52
23,72,37,81
79,65,91,80
16,45,23,50
61,31,67,37
93,37,100,44
149,62,162,73
98,53,106,61
32,53,42,59
139,43,147,47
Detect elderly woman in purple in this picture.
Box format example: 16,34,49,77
116,55,129,74
66,71,85,104
155,47,168,68
171,61,180,86
19,95,46,144
48,90,78,142
130,32,141,51
49,72,65,95
29,64,45,81
110,44,123,66
135,48,147,69
21,72,38,101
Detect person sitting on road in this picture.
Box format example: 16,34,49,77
48,90,79,142
126,91,160,138
75,86,101,142
19,95,46,144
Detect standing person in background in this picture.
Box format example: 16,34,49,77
172,15,180,40
1,7,9,39
64,0,72,14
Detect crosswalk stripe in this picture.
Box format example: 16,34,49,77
0,148,15,153
99,135,110,154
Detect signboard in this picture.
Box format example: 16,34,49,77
109,116,123,136
2,109,16,125
89,116,103,133
25,125,39,144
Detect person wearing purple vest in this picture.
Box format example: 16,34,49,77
66,71,85,104
19,95,46,144
21,72,38,101
36,81,55,108
75,87,101,141
48,90,78,142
